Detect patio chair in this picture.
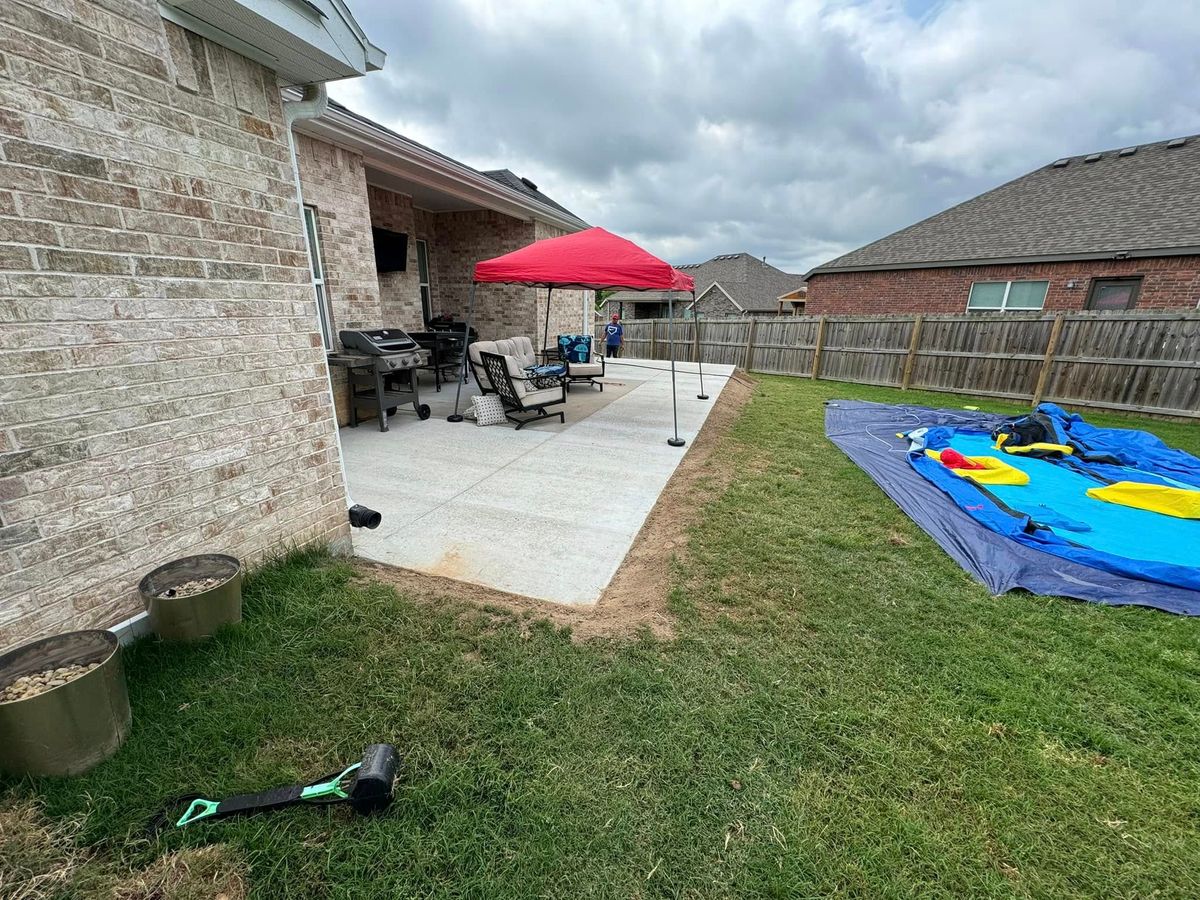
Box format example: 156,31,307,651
468,339,498,393
478,350,567,429
556,333,605,391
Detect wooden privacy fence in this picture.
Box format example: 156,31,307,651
597,312,1200,418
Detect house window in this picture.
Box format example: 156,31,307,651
416,239,433,324
302,205,335,350
1086,277,1142,311
966,280,1048,312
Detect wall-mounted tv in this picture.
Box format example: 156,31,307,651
372,227,408,273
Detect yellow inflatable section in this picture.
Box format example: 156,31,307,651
925,450,1031,486
994,433,1075,456
1087,482,1200,519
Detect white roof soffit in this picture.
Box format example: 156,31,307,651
295,107,586,232
159,0,385,85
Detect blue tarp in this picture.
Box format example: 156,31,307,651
825,400,1200,615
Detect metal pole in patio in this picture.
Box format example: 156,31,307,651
542,286,552,356
447,281,477,422
693,289,708,400
667,292,685,447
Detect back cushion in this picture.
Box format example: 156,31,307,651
557,334,592,363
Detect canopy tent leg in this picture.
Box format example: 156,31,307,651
667,293,685,448
693,289,708,400
447,281,477,423
542,286,552,356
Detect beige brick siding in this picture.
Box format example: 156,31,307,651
366,185,427,332
0,1,349,651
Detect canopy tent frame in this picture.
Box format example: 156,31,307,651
445,227,705,447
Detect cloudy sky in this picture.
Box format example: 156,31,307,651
330,0,1200,273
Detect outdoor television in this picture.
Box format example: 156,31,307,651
372,227,408,273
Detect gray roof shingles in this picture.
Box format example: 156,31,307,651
809,134,1200,275
607,253,806,310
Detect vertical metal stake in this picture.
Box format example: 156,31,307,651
447,281,477,422
667,293,685,447
693,290,708,399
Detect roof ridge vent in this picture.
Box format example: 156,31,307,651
1051,158,1069,167
1167,137,1187,148
1084,153,1102,162
1118,146,1137,157
519,176,538,191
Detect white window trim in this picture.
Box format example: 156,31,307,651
416,238,433,322
302,205,335,350
966,279,1048,312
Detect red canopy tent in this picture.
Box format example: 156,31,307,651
450,227,706,446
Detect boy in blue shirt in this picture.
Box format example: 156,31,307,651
604,314,623,358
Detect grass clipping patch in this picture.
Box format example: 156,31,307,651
0,797,247,900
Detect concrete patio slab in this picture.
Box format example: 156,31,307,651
342,357,736,605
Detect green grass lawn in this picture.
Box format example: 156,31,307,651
5,377,1200,899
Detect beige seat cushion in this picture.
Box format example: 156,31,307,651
568,362,603,377
519,386,564,407
494,338,516,357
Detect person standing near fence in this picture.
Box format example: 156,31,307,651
604,313,624,358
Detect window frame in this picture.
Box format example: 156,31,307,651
415,238,433,324
1085,276,1142,311
302,205,336,351
966,279,1049,313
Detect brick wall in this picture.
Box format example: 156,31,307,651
294,135,383,425
366,184,427,332
806,256,1200,315
0,0,349,651
434,209,534,341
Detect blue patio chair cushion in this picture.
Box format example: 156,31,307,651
557,334,592,363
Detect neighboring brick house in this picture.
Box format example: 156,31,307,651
0,0,586,650
604,253,806,319
806,135,1200,315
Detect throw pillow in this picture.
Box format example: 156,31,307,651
557,334,592,363
473,394,506,427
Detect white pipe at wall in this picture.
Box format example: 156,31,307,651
282,84,358,521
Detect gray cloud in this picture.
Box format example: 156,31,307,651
331,0,1200,272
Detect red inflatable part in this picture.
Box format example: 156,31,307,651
939,448,986,470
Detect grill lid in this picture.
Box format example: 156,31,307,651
339,328,420,356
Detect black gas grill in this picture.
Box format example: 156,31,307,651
330,329,431,431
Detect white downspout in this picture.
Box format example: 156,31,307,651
283,83,380,531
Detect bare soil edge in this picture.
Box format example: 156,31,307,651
356,370,758,641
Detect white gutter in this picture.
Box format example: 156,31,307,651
293,105,587,234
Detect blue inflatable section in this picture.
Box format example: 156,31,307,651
825,400,1200,616
913,432,1200,592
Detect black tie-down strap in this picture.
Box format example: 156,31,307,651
149,744,399,834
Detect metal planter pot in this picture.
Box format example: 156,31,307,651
139,553,243,641
0,630,131,777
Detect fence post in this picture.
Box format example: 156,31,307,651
900,315,924,390
811,315,827,380
742,317,757,371
649,319,657,359
1031,314,1065,407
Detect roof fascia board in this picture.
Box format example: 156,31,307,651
806,245,1200,278
295,109,586,232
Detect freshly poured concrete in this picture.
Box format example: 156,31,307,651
342,358,735,604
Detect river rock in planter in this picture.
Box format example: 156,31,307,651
139,554,243,640
0,630,130,777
